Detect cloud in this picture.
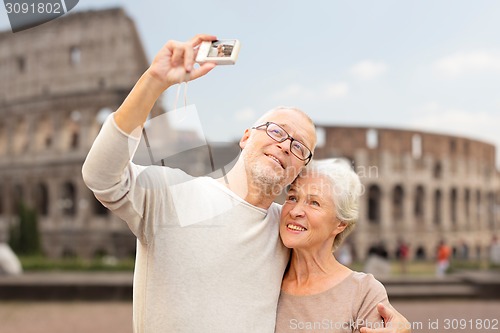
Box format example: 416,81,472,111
272,83,315,101
409,102,500,144
324,83,349,98
434,51,500,77
350,60,388,80
272,82,349,102
234,107,257,122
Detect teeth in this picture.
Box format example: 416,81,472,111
268,155,282,167
287,224,306,231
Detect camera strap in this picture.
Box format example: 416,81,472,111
140,82,188,166
172,81,189,123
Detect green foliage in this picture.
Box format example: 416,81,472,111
8,203,41,255
19,255,135,271
448,260,482,271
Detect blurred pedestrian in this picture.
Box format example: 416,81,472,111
337,242,353,266
436,240,451,278
364,241,391,278
490,236,500,265
457,240,469,261
396,240,409,274
0,242,22,275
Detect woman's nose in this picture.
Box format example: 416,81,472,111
289,203,305,218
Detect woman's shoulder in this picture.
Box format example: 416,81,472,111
350,271,387,293
351,271,377,282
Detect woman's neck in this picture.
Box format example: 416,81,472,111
282,247,352,295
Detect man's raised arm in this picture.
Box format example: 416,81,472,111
114,34,217,134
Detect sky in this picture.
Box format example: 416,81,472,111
2,0,500,165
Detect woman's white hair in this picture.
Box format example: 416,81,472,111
299,158,363,251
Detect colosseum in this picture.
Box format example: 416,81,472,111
0,8,159,258
313,125,500,260
0,8,499,261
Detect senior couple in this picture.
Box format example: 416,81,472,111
82,34,411,332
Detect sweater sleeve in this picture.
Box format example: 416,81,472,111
82,113,159,244
355,274,389,332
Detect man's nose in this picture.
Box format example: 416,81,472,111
276,139,290,155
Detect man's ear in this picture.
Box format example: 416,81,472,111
239,129,251,150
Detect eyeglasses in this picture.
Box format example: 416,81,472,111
252,122,313,164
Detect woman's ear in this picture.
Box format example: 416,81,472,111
332,220,347,236
239,128,251,150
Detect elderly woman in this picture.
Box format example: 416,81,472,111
276,159,405,333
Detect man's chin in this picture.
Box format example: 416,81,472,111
252,168,286,188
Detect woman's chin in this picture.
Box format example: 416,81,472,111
281,237,301,250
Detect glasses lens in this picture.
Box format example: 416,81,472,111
262,122,311,161
291,141,309,160
266,123,287,141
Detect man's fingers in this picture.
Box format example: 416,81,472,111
360,328,391,333
184,44,195,72
188,63,216,81
189,34,217,47
170,42,185,67
377,303,393,321
360,323,411,333
170,41,204,72
166,35,217,70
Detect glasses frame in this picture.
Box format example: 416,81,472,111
252,122,313,164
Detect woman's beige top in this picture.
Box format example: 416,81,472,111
275,271,388,333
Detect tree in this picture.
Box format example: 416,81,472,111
9,203,41,255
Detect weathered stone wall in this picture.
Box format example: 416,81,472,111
315,126,500,260
0,8,156,258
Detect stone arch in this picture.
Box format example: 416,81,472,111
0,183,4,215
450,188,458,226
63,111,82,150
94,248,109,259
415,245,427,260
433,189,442,225
62,247,77,258
36,114,54,151
12,184,24,213
487,192,495,228
34,183,49,216
0,120,7,155
367,185,382,224
433,161,442,179
13,116,29,154
414,185,425,222
392,185,404,222
464,188,471,229
476,190,481,221
61,182,76,216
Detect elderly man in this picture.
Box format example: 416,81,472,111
82,34,410,333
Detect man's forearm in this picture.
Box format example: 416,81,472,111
114,69,169,134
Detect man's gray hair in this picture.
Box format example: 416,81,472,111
252,106,314,128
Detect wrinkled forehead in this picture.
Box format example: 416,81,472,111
289,174,333,197
260,109,316,149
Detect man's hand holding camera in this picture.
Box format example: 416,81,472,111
114,34,217,134
146,34,218,91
